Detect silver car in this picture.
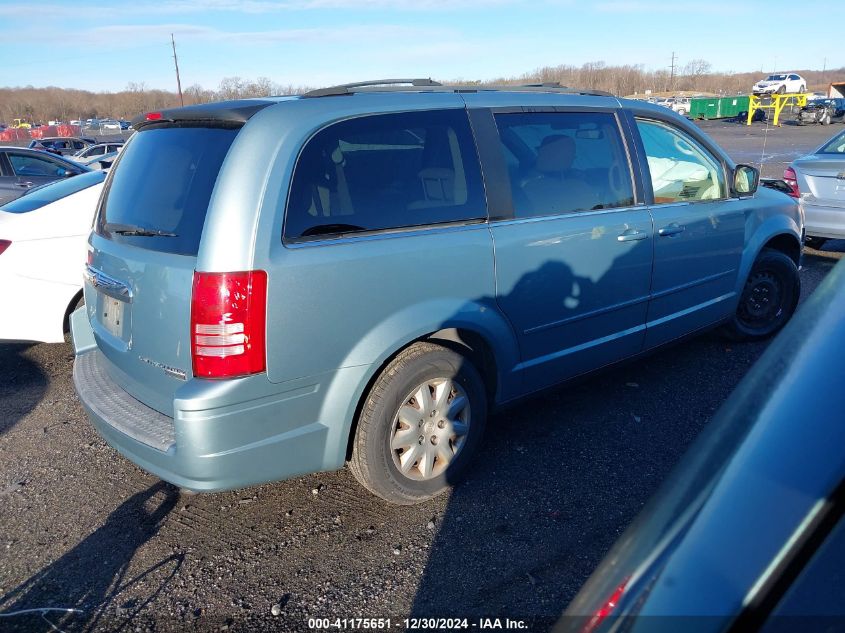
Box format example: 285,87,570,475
787,129,845,248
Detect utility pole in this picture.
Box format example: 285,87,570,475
171,33,184,107
669,51,677,92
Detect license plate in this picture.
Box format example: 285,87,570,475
102,298,124,338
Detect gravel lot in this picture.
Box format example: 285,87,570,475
1,119,843,633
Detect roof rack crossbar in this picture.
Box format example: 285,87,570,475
304,78,442,98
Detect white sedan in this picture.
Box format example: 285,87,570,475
752,73,806,95
0,171,105,343
69,142,124,168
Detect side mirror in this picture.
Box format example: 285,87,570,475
733,164,759,196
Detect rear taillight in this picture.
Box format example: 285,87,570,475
190,270,267,379
0,240,10,255
783,167,800,198
582,579,629,633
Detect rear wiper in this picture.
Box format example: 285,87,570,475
103,222,177,237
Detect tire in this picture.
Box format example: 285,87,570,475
777,85,786,95
799,85,806,93
349,341,487,504
677,108,686,116
821,113,831,125
805,236,828,250
63,292,85,341
722,249,800,342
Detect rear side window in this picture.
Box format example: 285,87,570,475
1,170,105,213
285,109,486,241
820,131,845,154
493,111,634,218
8,153,75,177
97,126,238,256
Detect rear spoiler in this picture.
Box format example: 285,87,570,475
130,99,275,131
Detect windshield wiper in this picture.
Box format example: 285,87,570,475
103,222,177,237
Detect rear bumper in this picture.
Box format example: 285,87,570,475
73,347,338,492
803,201,845,240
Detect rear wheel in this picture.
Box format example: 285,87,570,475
722,249,799,341
63,292,85,342
349,341,487,504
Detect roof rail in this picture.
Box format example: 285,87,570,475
304,78,443,98
521,82,567,88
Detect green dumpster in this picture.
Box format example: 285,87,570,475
718,95,750,118
689,95,750,119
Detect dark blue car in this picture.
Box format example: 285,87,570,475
561,257,845,632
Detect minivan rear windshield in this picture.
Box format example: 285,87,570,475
97,126,238,256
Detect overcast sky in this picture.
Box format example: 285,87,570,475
1,0,840,92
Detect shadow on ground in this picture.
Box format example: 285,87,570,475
0,481,182,632
0,343,48,437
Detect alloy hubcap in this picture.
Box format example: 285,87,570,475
389,378,471,481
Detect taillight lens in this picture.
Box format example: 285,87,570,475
582,579,629,633
0,240,10,255
191,270,267,379
783,167,800,198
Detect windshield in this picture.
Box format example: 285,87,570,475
819,131,845,154
96,125,239,256
766,74,787,81
1,170,105,213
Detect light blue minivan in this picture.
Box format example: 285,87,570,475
72,80,802,504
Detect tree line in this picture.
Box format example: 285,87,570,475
2,63,843,124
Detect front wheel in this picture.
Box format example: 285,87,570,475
722,249,800,341
349,341,487,504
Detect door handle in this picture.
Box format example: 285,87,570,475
15,181,34,188
617,229,649,242
658,223,685,237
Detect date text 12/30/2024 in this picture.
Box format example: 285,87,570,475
308,618,529,630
